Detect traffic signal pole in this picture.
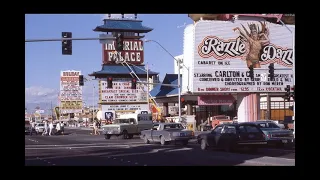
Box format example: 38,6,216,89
25,37,116,42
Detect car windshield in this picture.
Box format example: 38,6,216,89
164,124,183,129
37,123,44,126
115,119,135,124
257,122,280,128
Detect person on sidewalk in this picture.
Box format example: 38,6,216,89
56,121,61,135
60,121,64,135
42,120,48,136
48,121,54,136
93,120,100,135
30,121,35,136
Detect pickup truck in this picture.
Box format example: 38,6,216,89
140,123,194,145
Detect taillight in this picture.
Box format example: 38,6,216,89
191,131,194,136
262,133,270,139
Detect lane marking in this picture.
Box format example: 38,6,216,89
26,151,118,161
25,145,130,150
25,142,145,147
164,148,193,153
135,162,138,164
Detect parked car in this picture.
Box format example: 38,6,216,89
197,123,267,152
140,123,194,145
252,120,294,147
35,123,45,134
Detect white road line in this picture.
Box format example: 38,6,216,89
135,162,138,164
25,145,130,150
26,151,119,161
25,142,144,147
164,147,193,153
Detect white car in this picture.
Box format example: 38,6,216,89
35,123,45,133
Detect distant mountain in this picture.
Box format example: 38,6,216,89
25,102,57,114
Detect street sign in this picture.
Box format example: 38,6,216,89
36,110,45,114
99,34,114,44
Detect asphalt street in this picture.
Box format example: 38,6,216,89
25,128,295,166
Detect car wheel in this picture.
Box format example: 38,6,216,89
160,136,167,145
121,130,128,139
143,135,150,144
200,139,208,150
224,142,233,152
182,140,188,146
105,134,111,139
128,134,133,139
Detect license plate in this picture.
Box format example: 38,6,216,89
107,132,112,134
248,134,255,138
282,140,288,143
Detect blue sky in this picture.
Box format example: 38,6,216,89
25,14,193,106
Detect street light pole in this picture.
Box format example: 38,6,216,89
279,20,295,138
93,84,95,122
146,63,150,111
145,39,182,121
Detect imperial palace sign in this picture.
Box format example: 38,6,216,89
103,40,144,65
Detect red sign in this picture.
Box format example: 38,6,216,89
198,95,235,106
103,40,144,65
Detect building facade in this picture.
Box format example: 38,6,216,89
89,17,160,120
151,14,295,127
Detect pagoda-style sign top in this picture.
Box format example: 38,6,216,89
93,18,153,33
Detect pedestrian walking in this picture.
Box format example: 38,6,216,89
48,121,54,136
42,120,48,136
30,121,35,136
93,120,100,135
56,121,61,135
60,121,64,135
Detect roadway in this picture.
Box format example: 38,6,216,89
25,128,295,166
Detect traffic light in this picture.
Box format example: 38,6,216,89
79,75,84,86
268,63,275,80
107,77,113,88
284,85,291,101
249,65,254,80
62,32,72,55
115,33,124,51
131,78,137,89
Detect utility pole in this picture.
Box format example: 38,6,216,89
145,39,182,122
93,84,95,122
146,63,150,111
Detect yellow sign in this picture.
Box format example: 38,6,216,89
60,101,83,109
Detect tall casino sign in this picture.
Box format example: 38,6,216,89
103,40,144,64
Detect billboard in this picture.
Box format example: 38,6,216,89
101,104,149,112
103,40,144,65
60,70,83,113
193,20,294,93
100,78,147,103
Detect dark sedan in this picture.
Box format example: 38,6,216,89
197,123,267,152
253,120,294,147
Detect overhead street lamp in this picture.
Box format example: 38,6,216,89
145,39,188,121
